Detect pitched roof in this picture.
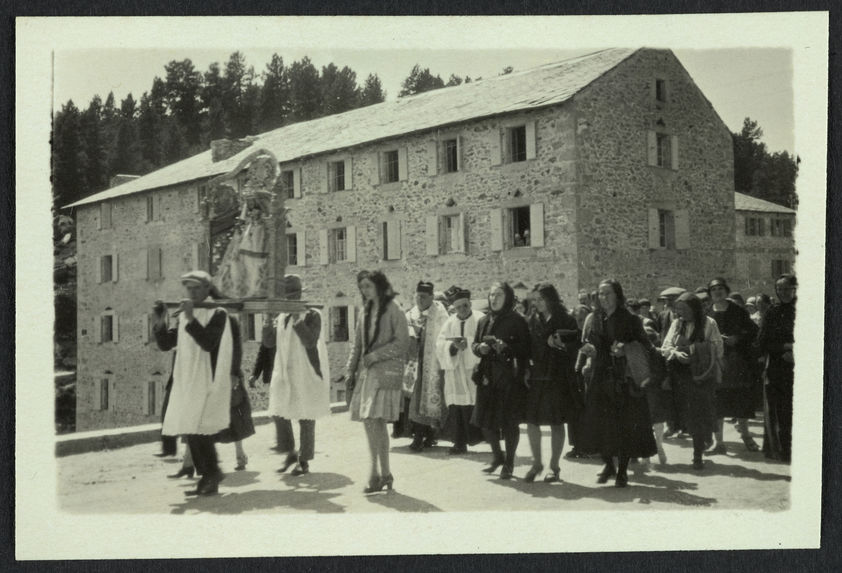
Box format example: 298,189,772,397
734,191,796,214
66,48,637,208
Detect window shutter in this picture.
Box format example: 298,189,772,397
292,167,302,198
348,305,357,343
192,243,200,270
398,147,408,181
142,380,150,415
346,226,357,262
319,229,329,265
97,205,102,230
344,158,353,190
670,135,679,170
98,256,104,284
429,140,439,175
112,253,119,283
526,121,537,160
425,216,439,255
95,315,102,344
529,203,545,247
490,209,504,251
377,152,384,184
674,209,690,249
650,78,657,101
456,135,463,172
193,188,201,213
458,212,467,253
110,380,117,411
490,128,502,165
296,231,307,267
113,314,120,342
647,131,657,166
758,218,766,237
154,194,162,221
387,220,402,260
320,162,329,194
648,208,661,249
143,313,151,343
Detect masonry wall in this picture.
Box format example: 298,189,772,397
572,48,736,301
733,210,796,297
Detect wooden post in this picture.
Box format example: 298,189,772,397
268,184,286,298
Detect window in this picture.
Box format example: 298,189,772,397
442,214,463,253
287,233,298,266
147,381,157,415
100,255,113,283
329,228,347,263
656,133,672,169
336,389,346,403
99,379,110,411
507,126,527,163
655,78,667,102
146,195,155,221
659,209,676,249
772,259,791,278
745,216,766,237
771,218,793,238
280,170,295,199
328,160,346,192
145,313,156,343
444,138,459,173
100,202,112,230
331,306,349,342
384,150,400,183
382,220,402,260
101,314,114,342
489,204,545,251
147,247,163,280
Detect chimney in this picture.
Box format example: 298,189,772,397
211,138,253,162
109,174,141,188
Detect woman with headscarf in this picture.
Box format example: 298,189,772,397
471,282,531,479
523,283,580,482
577,279,657,487
705,277,760,454
661,292,723,469
345,270,409,493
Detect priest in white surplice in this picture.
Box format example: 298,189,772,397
435,288,485,454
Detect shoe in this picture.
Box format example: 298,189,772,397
448,445,468,455
154,451,176,458
277,453,298,473
597,465,617,484
657,452,668,465
198,472,224,496
692,458,705,470
705,444,727,456
675,431,690,439
235,455,248,471
663,429,678,439
381,474,394,491
564,449,580,459
168,467,195,479
500,464,513,480
423,437,438,448
742,436,760,452
524,464,543,483
290,462,310,476
482,455,505,474
543,468,561,483
363,475,382,494
409,436,424,452
614,472,628,488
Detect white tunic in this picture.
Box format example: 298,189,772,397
434,310,483,407
163,308,233,435
268,311,331,420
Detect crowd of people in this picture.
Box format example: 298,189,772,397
152,268,797,496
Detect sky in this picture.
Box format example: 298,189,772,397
53,46,795,155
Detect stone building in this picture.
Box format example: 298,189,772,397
66,47,738,431
732,191,796,297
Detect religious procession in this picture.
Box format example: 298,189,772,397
153,266,795,497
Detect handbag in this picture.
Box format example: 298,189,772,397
690,341,720,385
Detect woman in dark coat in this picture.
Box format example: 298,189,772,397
577,279,657,487
471,282,530,480
705,277,760,454
523,283,580,483
661,292,723,469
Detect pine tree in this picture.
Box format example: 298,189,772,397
79,95,108,193
258,53,290,132
52,100,87,208
138,92,164,172
288,57,322,122
358,73,386,107
110,94,141,176
164,59,203,146
398,64,445,97
321,63,359,115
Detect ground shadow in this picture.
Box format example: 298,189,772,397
365,490,443,513
489,474,718,508
169,488,346,515
280,471,354,491
217,470,260,488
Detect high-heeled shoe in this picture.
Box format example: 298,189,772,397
363,475,383,494
524,464,543,483
235,455,248,471
543,468,561,483
597,465,617,484
381,474,394,491
482,455,505,474
168,466,195,479
290,461,310,476
277,453,298,473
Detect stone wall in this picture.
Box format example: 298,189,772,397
572,48,736,301
733,210,796,297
